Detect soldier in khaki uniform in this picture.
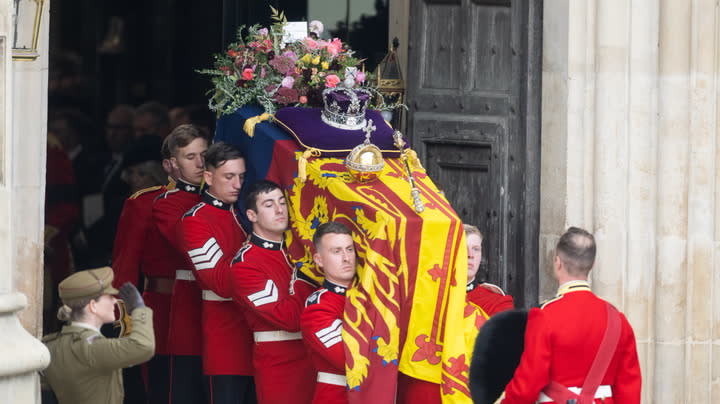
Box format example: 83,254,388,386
42,266,155,404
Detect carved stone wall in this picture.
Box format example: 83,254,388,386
542,0,720,402
0,1,51,403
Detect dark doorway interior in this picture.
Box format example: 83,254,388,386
50,0,225,125
49,0,389,126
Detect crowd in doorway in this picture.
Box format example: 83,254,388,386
44,93,213,334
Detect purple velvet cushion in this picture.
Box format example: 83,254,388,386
273,107,405,157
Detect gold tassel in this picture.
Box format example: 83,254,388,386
406,149,424,170
298,148,321,183
243,112,272,137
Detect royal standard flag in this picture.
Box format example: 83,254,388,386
216,107,482,403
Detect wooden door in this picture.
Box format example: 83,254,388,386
407,0,541,307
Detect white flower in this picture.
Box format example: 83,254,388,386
342,66,358,88
309,20,324,36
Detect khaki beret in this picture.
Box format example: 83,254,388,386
58,267,119,303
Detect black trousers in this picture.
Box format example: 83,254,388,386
207,375,257,404
123,365,147,404
169,355,207,404
148,355,171,404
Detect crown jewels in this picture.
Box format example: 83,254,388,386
321,87,372,130
345,119,385,183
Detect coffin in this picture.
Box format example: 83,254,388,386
216,106,484,403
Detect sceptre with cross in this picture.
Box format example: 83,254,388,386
393,130,424,213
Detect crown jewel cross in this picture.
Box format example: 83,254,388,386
362,119,376,144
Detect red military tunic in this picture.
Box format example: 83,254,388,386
112,184,173,354
502,281,641,404
301,280,349,404
152,178,202,356
178,190,253,375
466,281,514,317
230,233,317,404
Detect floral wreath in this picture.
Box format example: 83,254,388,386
199,7,399,115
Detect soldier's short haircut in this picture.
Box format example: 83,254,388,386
244,180,281,212
556,226,596,275
313,221,352,248
163,124,206,157
464,224,483,241
160,137,171,159
204,141,244,170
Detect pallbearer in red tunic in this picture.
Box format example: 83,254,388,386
500,227,641,404
113,184,169,287
150,125,208,404
113,183,168,402
301,222,358,404
114,184,169,297
464,224,514,316
113,137,177,310
230,180,317,404
178,142,254,403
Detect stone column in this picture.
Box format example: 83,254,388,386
542,0,720,402
0,1,51,403
681,2,718,402
539,0,597,299
655,2,691,402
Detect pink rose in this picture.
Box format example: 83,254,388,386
299,95,308,104
242,68,254,80
304,38,320,50
325,74,340,88
325,38,343,56
281,76,295,89
355,71,366,84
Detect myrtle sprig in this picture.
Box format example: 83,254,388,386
269,6,287,23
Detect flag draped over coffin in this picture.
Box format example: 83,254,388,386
216,106,483,403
